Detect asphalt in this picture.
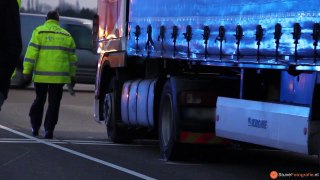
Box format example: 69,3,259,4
0,84,145,180
0,127,142,180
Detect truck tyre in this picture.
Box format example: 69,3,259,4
104,92,132,143
159,80,180,161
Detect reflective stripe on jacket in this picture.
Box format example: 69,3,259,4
23,20,77,84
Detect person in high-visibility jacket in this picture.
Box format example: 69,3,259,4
23,11,77,139
0,0,22,111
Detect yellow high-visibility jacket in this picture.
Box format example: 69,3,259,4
23,20,77,84
17,0,21,8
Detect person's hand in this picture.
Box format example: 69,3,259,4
23,73,32,82
70,77,76,87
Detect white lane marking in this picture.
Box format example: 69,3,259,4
0,125,156,180
0,138,113,145
163,160,202,166
0,138,157,147
2,151,30,166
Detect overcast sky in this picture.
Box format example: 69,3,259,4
22,0,97,9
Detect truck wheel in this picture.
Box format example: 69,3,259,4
159,81,180,161
104,92,132,143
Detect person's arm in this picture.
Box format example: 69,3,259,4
17,0,22,9
23,29,40,79
69,37,78,87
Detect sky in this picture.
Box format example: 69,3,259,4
22,0,97,10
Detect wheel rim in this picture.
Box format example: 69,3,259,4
104,93,112,126
161,93,173,147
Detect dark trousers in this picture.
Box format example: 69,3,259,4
29,83,64,133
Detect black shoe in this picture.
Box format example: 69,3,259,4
32,129,39,137
44,132,53,139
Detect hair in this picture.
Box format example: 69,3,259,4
46,11,59,21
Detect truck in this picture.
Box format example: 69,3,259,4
93,0,320,161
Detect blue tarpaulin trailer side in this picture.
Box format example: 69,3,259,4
128,0,320,63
